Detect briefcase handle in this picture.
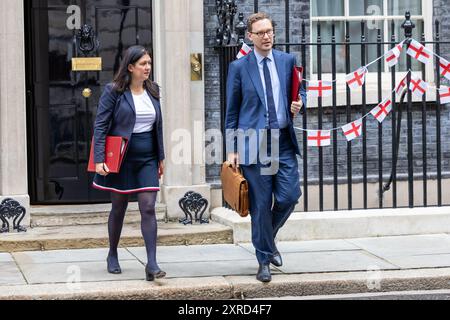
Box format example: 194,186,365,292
223,161,244,175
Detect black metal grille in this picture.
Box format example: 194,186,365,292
213,2,450,211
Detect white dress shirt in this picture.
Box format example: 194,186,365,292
254,50,287,129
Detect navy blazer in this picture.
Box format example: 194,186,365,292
225,49,307,161
93,83,165,164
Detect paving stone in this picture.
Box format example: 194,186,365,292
13,248,135,265
0,253,14,263
384,253,450,269
0,262,27,286
159,260,281,278
19,260,146,285
347,234,450,258
238,240,360,254
277,250,400,274
127,244,255,264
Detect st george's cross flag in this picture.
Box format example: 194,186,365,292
341,119,363,141
439,58,450,81
407,39,432,64
307,130,331,147
395,75,408,97
409,74,428,97
237,43,252,59
386,41,405,68
439,86,450,104
371,99,392,123
307,80,333,97
346,67,367,90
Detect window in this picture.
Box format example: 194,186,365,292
310,0,434,104
311,0,428,73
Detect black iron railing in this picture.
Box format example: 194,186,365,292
213,5,450,211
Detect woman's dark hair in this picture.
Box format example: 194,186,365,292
112,45,160,99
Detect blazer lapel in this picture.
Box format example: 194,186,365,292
245,52,266,108
147,90,162,124
123,90,136,114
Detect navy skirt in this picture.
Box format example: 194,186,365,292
93,130,160,194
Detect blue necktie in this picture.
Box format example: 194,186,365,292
262,58,279,129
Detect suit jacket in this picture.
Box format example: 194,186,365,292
93,83,165,164
225,49,307,163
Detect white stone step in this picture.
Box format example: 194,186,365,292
211,206,450,243
29,203,167,227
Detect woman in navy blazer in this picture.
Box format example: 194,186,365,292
92,45,166,281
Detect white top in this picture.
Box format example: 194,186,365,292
132,91,157,133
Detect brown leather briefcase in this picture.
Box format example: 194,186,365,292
220,161,249,217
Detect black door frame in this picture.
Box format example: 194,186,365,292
24,0,154,205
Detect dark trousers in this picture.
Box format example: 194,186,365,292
241,129,301,265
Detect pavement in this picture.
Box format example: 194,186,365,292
2,233,450,300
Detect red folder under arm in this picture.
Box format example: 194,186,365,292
87,136,128,173
290,66,304,117
291,66,303,104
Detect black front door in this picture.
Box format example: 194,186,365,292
25,0,153,204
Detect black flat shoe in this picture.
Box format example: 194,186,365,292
107,256,122,274
145,265,166,281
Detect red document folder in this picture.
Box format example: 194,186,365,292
87,136,128,173
291,66,304,104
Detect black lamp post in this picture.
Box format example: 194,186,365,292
215,0,240,46
235,13,247,45
401,11,415,39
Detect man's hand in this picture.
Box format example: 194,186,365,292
227,153,240,171
291,99,303,118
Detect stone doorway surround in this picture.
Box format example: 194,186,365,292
152,0,211,219
0,1,30,226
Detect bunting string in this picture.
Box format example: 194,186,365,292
236,38,450,146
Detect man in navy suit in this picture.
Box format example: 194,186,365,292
226,12,306,282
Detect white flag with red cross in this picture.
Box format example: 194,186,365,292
439,86,450,104
371,99,392,123
439,58,450,81
386,41,405,68
346,67,367,90
341,119,363,142
237,43,252,59
407,39,432,64
395,75,408,97
409,74,428,97
307,130,331,147
307,80,333,97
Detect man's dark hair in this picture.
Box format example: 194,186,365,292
247,12,274,32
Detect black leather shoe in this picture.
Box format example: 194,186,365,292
145,265,167,281
270,252,283,267
256,264,272,283
107,255,122,274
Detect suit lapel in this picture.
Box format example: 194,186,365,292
273,50,288,101
245,52,266,108
123,90,136,114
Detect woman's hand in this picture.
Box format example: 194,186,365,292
96,163,110,176
158,161,164,179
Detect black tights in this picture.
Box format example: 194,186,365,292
108,192,160,271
